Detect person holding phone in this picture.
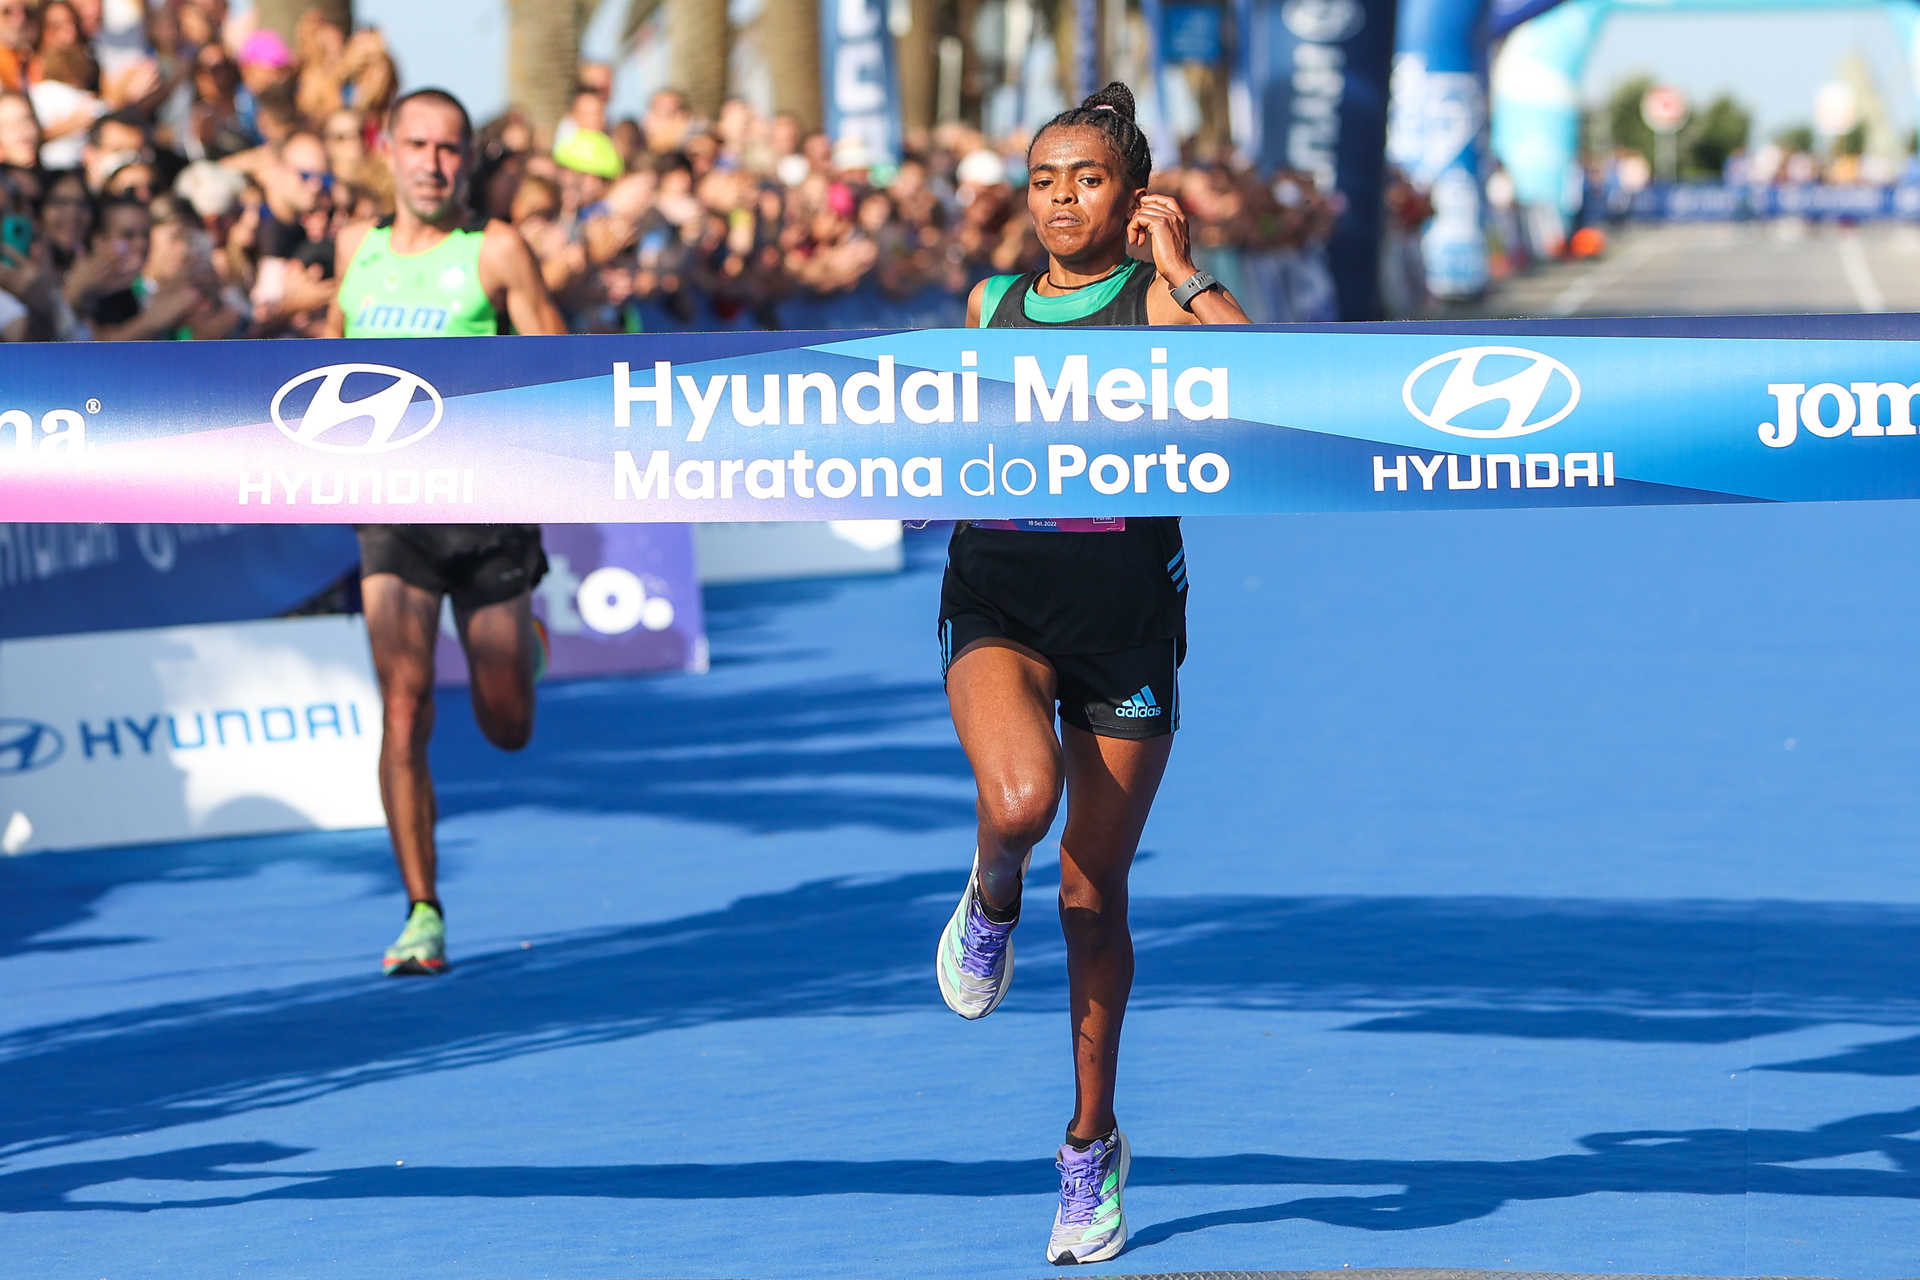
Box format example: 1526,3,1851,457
0,181,56,340
324,87,566,978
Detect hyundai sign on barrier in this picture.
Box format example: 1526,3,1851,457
0,615,384,853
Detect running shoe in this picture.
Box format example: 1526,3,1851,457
382,901,448,976
935,847,1029,1019
1048,1128,1131,1265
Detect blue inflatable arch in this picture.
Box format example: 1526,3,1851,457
1389,0,1920,298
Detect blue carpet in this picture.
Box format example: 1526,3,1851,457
6,506,1920,1278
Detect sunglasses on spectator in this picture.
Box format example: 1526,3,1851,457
325,129,360,143
297,170,335,190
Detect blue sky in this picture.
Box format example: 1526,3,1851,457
275,2,1906,153
1582,7,1913,142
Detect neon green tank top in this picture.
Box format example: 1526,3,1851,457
339,223,497,338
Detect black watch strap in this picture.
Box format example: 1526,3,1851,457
1169,269,1218,310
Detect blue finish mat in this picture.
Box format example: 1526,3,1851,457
6,506,1920,1279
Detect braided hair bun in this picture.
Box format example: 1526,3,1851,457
1029,80,1152,190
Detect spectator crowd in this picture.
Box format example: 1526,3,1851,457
0,0,1410,345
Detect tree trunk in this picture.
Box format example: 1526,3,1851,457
670,0,733,122
898,0,938,140
1182,62,1231,159
955,0,987,126
507,0,587,146
1052,0,1079,105
254,0,352,40
759,0,818,131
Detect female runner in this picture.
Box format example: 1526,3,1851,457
933,81,1249,1265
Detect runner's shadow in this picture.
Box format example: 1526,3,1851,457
7,886,1920,1162
15,1106,1920,1225
1125,1105,1920,1251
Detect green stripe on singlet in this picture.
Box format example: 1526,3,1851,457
977,258,1145,327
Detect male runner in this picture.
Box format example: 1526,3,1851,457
324,87,567,976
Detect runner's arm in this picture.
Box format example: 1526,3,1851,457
483,221,567,337
322,221,371,339
1133,194,1250,326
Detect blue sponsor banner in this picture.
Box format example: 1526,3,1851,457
0,523,359,640
12,324,1920,525
1076,0,1100,99
1244,0,1398,320
1388,0,1490,298
819,0,902,167
1613,183,1920,222
1165,2,1226,60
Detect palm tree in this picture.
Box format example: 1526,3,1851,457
761,0,820,130
254,0,351,40
898,0,938,139
507,0,590,143
1052,0,1082,104
663,0,732,119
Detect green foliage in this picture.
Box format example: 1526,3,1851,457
1582,77,1754,179
1773,123,1815,153
1604,72,1659,162
1681,94,1750,178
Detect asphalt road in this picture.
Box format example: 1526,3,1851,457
1470,219,1920,318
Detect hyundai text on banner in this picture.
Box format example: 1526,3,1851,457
21,328,1920,523
0,615,383,853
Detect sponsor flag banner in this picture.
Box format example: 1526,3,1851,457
433,522,707,684
15,327,1920,523
1243,0,1399,320
819,0,903,167
0,615,383,853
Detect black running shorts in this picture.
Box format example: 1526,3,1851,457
939,607,1180,740
355,524,547,611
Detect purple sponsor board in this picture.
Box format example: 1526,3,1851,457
435,523,706,685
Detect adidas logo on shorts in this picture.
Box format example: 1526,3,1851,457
1114,686,1162,719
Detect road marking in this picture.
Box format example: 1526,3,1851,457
1837,234,1888,313
1550,234,1665,316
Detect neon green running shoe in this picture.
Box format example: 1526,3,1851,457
382,902,448,977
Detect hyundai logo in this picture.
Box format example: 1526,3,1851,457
1282,0,1365,43
1402,346,1580,440
270,364,444,455
0,718,63,775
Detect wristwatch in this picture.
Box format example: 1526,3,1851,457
1169,269,1219,311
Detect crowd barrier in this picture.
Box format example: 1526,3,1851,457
1606,182,1920,223
8,315,1920,528
614,248,1346,336
0,523,358,641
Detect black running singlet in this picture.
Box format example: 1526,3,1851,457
942,258,1188,657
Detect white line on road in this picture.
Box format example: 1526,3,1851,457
1837,234,1888,313
1549,234,1665,316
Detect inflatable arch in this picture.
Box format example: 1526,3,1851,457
1390,0,1920,297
